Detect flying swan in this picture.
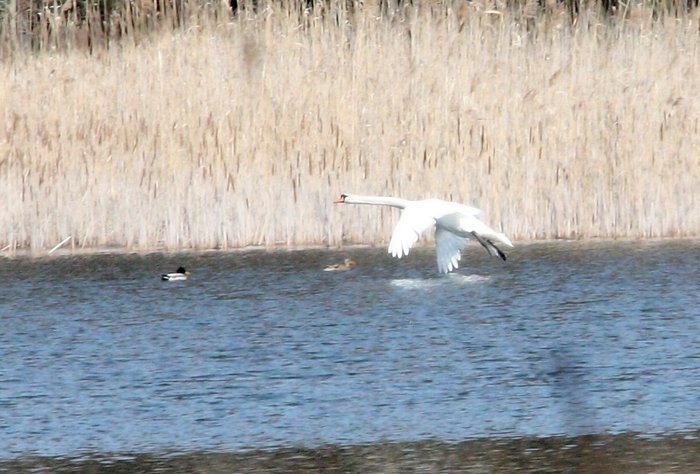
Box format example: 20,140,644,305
334,193,513,273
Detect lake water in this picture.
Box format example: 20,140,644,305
1,240,699,461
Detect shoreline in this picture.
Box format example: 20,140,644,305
1,235,698,260
3,431,700,473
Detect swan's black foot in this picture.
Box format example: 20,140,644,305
488,240,507,261
472,232,507,261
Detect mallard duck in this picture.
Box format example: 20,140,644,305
323,257,357,272
162,266,191,281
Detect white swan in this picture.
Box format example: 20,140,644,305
334,193,513,273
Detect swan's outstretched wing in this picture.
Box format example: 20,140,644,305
435,228,470,273
388,207,436,258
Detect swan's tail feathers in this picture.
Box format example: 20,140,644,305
472,232,508,261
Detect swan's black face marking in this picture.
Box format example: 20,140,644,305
334,194,348,203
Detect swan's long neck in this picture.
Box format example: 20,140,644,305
343,194,410,209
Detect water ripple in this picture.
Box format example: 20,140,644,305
0,240,699,458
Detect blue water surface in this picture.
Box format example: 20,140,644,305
1,240,699,458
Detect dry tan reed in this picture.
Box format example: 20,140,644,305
1,2,699,253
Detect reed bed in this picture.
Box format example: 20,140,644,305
1,1,699,253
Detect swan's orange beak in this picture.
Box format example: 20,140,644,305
333,195,345,203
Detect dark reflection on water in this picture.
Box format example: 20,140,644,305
5,433,700,473
0,240,699,460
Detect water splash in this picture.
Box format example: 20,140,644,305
390,274,490,289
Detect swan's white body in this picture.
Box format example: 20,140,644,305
334,194,513,273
